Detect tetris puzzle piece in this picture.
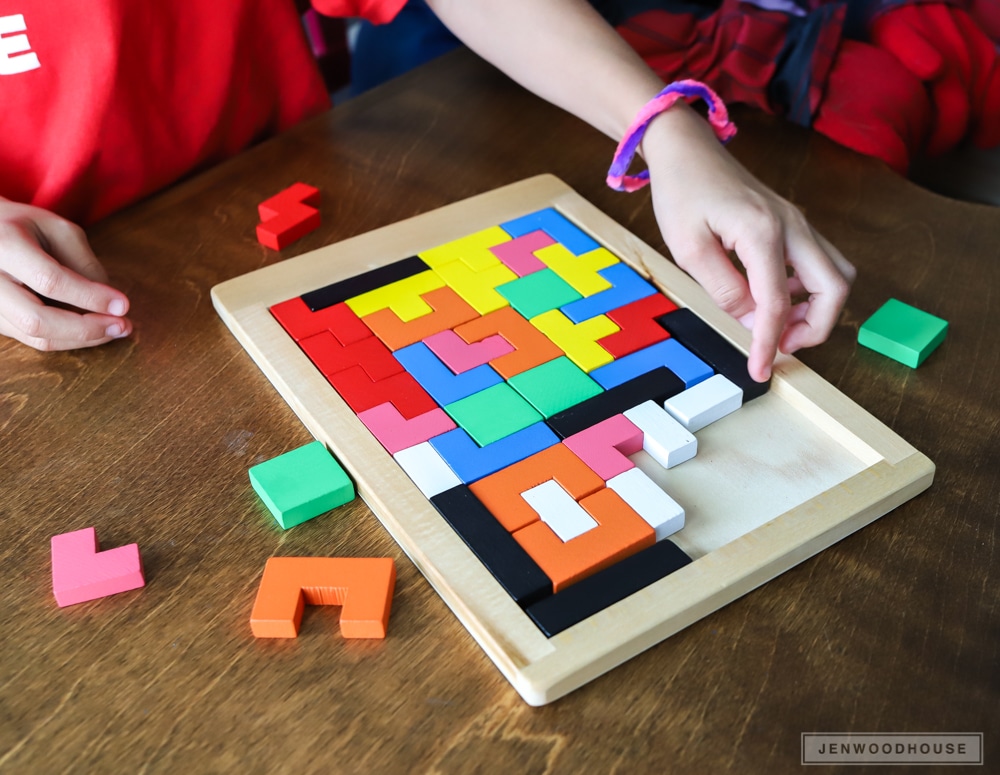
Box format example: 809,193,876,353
394,441,463,498
522,480,599,542
431,485,552,607
357,403,456,455
51,527,145,607
663,373,743,432
530,309,617,373
469,443,604,533
489,230,554,276
269,298,372,344
250,556,396,639
423,329,515,374
513,488,655,592
598,294,677,358
301,256,429,312
858,298,948,367
656,307,769,400
500,208,600,255
249,440,355,529
256,183,321,250
606,468,685,541
562,413,643,480
507,356,603,418
525,540,692,636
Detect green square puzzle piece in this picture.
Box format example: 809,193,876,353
508,356,604,417
858,298,948,368
249,440,355,529
496,268,581,319
444,383,542,446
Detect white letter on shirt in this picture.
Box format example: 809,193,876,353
0,14,41,75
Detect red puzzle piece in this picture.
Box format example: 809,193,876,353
598,294,678,358
327,364,438,419
256,182,321,250
299,330,403,381
269,298,372,344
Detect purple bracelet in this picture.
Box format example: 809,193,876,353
606,80,737,192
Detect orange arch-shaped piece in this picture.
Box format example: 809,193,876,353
250,556,396,639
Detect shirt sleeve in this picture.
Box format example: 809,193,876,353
311,0,409,25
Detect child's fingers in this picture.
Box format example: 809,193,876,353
0,221,128,316
0,277,131,351
671,217,790,383
778,227,854,355
36,217,113,285
733,229,792,383
670,230,756,321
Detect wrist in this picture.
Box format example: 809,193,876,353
606,80,736,192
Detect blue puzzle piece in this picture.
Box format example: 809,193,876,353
590,338,713,390
429,422,559,484
658,339,716,388
393,342,503,406
500,208,599,256
560,264,658,323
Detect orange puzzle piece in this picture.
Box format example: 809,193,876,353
454,306,564,378
250,556,396,639
513,488,654,592
360,285,479,351
469,444,604,533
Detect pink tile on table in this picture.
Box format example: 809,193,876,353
51,527,145,607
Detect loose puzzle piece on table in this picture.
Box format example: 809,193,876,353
251,556,396,639
266,208,770,635
51,527,145,607
858,298,948,368
249,440,355,529
256,183,321,251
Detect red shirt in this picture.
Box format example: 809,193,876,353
0,0,405,224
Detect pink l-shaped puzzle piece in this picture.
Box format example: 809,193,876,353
423,329,514,374
51,527,145,607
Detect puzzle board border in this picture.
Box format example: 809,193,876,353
211,174,934,705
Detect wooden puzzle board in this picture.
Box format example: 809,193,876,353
211,175,934,705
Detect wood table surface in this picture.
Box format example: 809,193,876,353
2,48,997,774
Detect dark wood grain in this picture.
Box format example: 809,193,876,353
1,48,996,773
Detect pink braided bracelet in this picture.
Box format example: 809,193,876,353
606,80,737,192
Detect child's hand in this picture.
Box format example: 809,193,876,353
0,199,131,351
870,3,1000,153
641,103,855,382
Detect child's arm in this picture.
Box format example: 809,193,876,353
425,0,855,382
0,198,131,350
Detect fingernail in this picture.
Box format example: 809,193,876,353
108,299,127,316
106,323,128,338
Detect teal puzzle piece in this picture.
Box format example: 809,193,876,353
249,441,355,529
496,268,581,319
444,383,543,446
508,356,604,417
858,298,948,368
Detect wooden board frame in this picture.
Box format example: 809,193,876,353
212,175,934,705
